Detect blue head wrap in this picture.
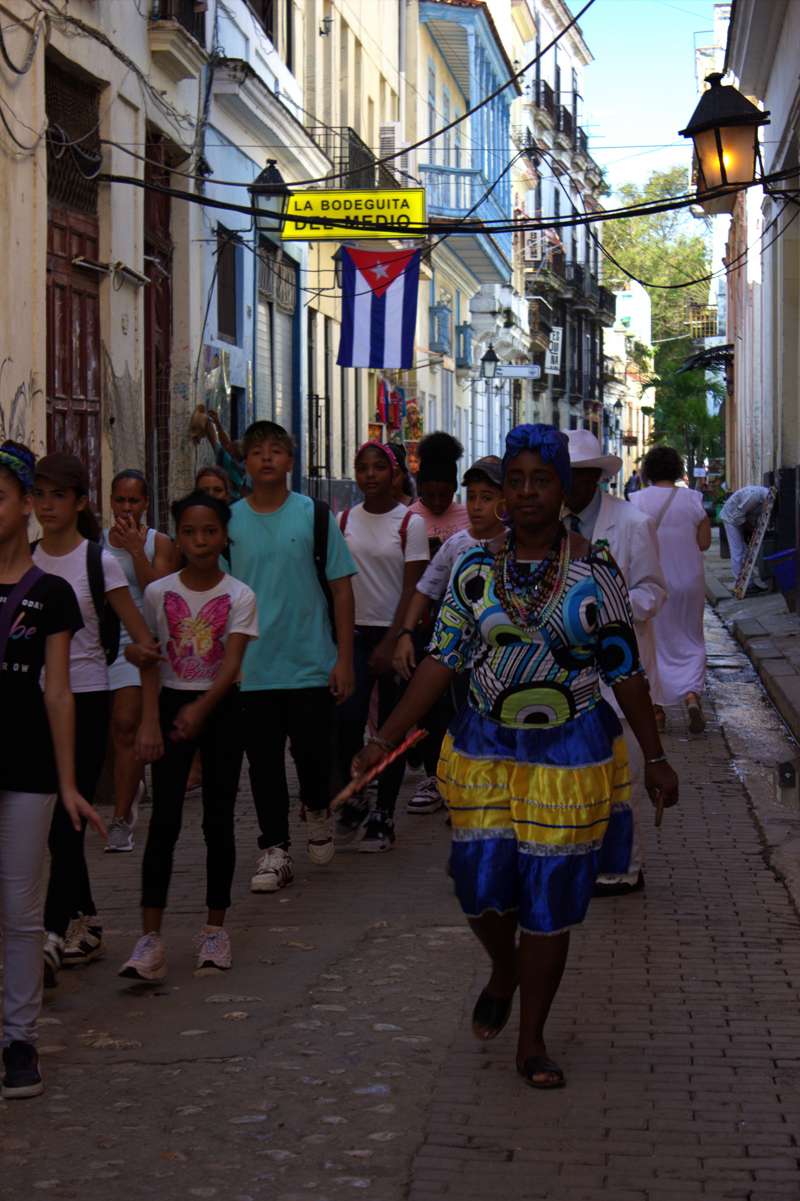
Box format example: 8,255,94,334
501,424,571,492
0,442,35,493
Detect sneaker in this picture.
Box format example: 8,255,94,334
62,915,103,967
359,812,396,853
118,932,167,981
195,927,232,974
2,1041,43,1099
407,775,443,816
43,932,64,990
105,816,135,853
307,809,335,865
335,794,370,845
250,846,294,893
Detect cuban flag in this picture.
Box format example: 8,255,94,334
337,246,421,369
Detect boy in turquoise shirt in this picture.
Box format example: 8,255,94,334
227,421,356,892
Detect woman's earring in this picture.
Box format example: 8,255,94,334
494,501,509,523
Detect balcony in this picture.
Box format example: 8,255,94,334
455,322,473,370
556,105,574,145
419,163,512,282
149,0,207,80
524,248,569,298
528,299,552,351
598,285,617,326
534,79,556,122
306,125,398,189
687,303,721,340
622,430,639,447
429,303,452,356
567,263,599,311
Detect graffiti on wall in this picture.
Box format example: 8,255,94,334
0,358,42,452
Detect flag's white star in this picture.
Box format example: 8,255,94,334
370,263,389,280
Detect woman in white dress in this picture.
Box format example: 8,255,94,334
631,446,711,733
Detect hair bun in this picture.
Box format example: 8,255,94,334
418,432,464,464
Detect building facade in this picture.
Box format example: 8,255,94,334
724,0,800,557
1,0,614,520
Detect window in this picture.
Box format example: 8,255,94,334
428,60,437,146
217,226,238,344
250,1,275,42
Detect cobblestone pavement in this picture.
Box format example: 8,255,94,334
3,609,800,1201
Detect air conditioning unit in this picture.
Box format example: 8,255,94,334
379,122,416,183
523,229,543,264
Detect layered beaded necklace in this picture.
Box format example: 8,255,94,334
493,525,572,632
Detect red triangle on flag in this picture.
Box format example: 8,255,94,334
347,247,419,299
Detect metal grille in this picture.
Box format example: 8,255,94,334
305,125,398,188
46,63,100,214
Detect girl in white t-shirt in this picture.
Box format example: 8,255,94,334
32,454,159,988
120,491,258,982
336,443,429,852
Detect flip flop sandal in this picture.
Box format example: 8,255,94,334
471,989,514,1041
517,1055,566,1090
686,701,705,734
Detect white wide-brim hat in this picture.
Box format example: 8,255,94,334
565,429,623,480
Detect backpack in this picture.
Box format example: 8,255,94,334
87,541,122,665
32,538,121,665
312,498,337,644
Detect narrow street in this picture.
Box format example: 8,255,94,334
0,604,798,1201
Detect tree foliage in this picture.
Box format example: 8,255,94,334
644,337,724,477
600,167,711,341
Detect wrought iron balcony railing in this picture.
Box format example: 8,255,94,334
305,125,398,188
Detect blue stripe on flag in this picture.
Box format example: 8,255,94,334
400,251,421,369
370,290,386,368
337,250,356,367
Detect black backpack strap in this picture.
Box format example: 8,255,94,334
312,499,337,644
86,540,106,629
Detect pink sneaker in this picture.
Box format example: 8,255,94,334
195,927,232,974
118,932,167,981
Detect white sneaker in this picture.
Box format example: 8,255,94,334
250,846,294,893
407,775,443,815
195,927,232,974
43,932,64,989
105,816,134,853
118,932,167,981
62,915,103,966
306,809,335,865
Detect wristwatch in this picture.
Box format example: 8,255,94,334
396,627,415,640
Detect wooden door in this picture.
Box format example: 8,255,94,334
46,206,102,512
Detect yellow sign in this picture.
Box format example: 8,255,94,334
281,188,426,241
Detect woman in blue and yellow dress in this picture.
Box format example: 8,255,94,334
353,424,679,1090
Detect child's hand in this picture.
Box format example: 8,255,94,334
61,788,107,838
171,701,206,742
125,641,164,669
136,722,164,763
392,633,416,680
329,655,355,703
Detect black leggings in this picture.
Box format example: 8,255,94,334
44,691,110,938
141,687,244,912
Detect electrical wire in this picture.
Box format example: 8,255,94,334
0,8,43,74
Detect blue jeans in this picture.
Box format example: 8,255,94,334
336,626,406,817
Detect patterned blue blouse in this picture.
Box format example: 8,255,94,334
428,542,642,729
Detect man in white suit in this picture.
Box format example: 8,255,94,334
566,430,667,896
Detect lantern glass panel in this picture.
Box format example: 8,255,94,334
694,124,757,191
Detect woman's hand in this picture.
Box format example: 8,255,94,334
136,721,164,763
111,513,148,557
61,788,107,838
392,632,416,681
644,760,679,811
351,740,386,781
124,642,164,669
171,700,207,743
368,634,396,676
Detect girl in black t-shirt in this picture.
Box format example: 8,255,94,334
0,442,105,1100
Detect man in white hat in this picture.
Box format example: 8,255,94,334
565,429,668,896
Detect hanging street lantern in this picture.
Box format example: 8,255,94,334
249,160,290,234
679,73,770,214
480,342,499,380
